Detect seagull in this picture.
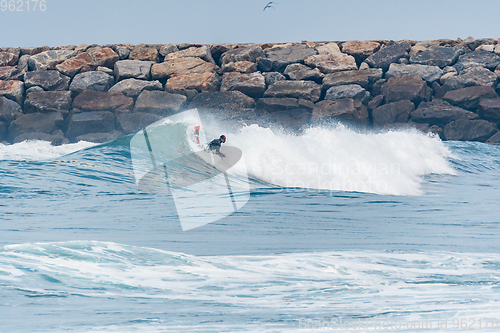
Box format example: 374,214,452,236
263,1,277,11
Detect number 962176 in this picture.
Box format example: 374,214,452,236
1,0,46,11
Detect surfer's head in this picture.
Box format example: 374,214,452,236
220,135,226,143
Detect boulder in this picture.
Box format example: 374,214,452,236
381,76,432,104
340,41,380,62
324,84,370,104
410,99,479,127
409,46,466,68
454,50,500,72
72,91,134,112
97,66,114,75
0,121,6,141
210,43,237,64
0,66,20,81
0,96,22,123
265,44,318,72
221,72,266,98
322,68,383,90
114,60,153,81
444,119,498,142
69,71,114,93
283,63,323,81
129,46,159,62
26,86,44,94
75,130,123,143
264,72,286,87
86,47,119,68
441,67,498,92
221,61,257,73
55,52,97,77
0,51,19,66
27,50,74,71
151,57,217,79
477,98,500,123
485,132,500,144
312,98,369,126
24,70,70,91
165,72,221,92
189,90,256,114
257,57,273,72
315,42,341,55
220,45,265,65
8,112,64,140
364,41,411,71
164,46,215,64
0,80,24,105
159,44,179,58
116,112,163,134
66,111,116,142
368,94,384,110
133,90,187,116
113,45,131,60
24,91,72,113
263,80,321,102
385,63,443,83
19,46,50,56
443,86,498,110
258,97,313,113
108,78,162,98
304,53,357,73
372,100,414,127
257,97,313,128
12,131,68,145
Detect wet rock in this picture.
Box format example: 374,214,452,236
312,98,369,126
372,100,414,127
381,76,432,104
263,80,321,102
322,68,383,90
304,53,357,74
221,61,257,73
108,78,162,98
164,46,215,64
0,96,22,123
264,72,286,87
12,130,68,145
129,46,159,62
151,57,217,80
454,50,500,72
87,47,119,68
325,84,370,104
220,45,265,65
316,42,341,55
283,63,323,81
411,99,479,127
72,91,133,112
189,91,256,115
443,86,498,110
24,70,70,91
27,50,74,71
0,80,24,105
477,98,500,123
69,71,115,93
444,119,499,142
409,46,466,68
0,51,19,66
116,112,163,134
486,132,500,144
221,72,266,98
165,72,221,92
24,91,72,113
258,97,313,128
114,60,153,81
8,111,64,141
341,41,380,62
66,111,115,142
133,91,187,116
265,44,318,72
159,44,179,58
75,130,123,143
385,63,443,83
364,41,411,71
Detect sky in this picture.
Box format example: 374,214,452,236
0,0,499,47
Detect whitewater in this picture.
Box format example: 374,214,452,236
1,115,500,332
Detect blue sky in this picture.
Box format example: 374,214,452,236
0,0,499,47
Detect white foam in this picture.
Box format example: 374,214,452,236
0,140,97,161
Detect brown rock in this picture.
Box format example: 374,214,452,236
164,46,215,64
133,90,187,116
283,63,323,81
55,52,97,77
410,99,479,127
66,111,116,142
444,119,499,142
312,98,369,126
322,68,383,90
477,97,500,122
220,45,265,65
381,76,432,104
165,72,221,92
372,100,415,127
27,50,74,71
341,41,380,59
443,86,498,110
0,51,19,66
0,80,24,105
151,57,217,79
24,70,70,91
0,66,20,80
129,46,159,62
263,80,322,102
72,91,133,112
221,72,266,98
87,47,119,68
221,61,257,73
315,42,341,55
304,53,357,73
24,91,72,113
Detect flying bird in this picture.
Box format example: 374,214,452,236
263,1,277,11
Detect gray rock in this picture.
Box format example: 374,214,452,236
0,51,19,67
72,90,134,112
86,47,119,68
159,44,179,57
24,91,72,113
13,131,69,145
220,45,265,65
113,45,131,60
75,130,123,143
411,99,479,127
17,55,30,70
66,111,116,142
0,66,20,81
283,63,323,81
114,60,153,81
134,90,187,116
189,91,256,116
221,72,266,98
322,69,383,90
0,80,24,105
108,78,162,98
444,119,498,142
27,50,74,71
116,112,163,134
265,44,318,72
477,97,500,123
69,71,115,93
304,53,358,73
486,132,500,144
164,46,216,65
25,86,45,94
364,41,411,71
8,112,64,141
385,63,443,83
257,57,273,72
221,61,257,73
441,67,498,93
409,46,466,68
312,98,369,126
454,50,500,73
24,70,70,91
257,97,313,128
0,121,6,141
372,100,414,127
0,96,22,123
325,84,370,104
263,80,322,102
264,72,286,87
381,76,432,104
443,85,498,110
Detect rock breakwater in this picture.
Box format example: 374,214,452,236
1,37,500,145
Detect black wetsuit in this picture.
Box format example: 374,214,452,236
208,138,224,156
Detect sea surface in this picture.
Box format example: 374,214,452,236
1,115,500,332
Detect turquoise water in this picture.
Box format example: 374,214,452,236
1,120,500,332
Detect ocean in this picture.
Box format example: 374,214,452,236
1,113,500,332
